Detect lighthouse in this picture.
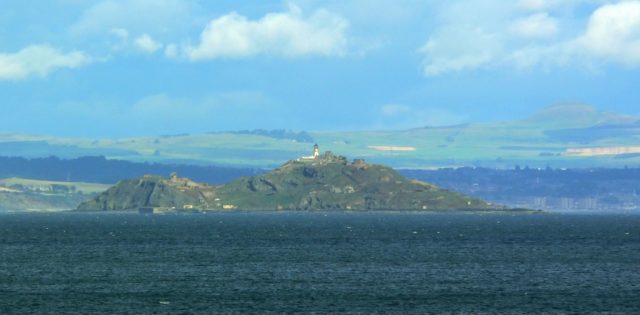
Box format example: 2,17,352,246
299,144,321,161
312,144,320,158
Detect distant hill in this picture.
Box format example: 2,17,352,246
524,103,637,127
0,156,260,184
1,104,639,169
226,129,314,143
0,140,138,158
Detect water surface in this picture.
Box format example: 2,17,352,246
0,212,639,313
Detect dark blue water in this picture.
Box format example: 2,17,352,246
1,212,639,314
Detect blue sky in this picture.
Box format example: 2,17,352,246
1,0,640,137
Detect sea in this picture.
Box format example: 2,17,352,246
0,211,639,314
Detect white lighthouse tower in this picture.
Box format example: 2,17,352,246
299,144,321,161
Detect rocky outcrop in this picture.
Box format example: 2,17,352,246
76,175,212,211
77,153,505,211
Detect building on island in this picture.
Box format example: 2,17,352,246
299,144,321,161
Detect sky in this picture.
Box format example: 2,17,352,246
1,0,640,138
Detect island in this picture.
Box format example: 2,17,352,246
77,145,507,212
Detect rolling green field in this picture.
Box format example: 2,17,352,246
1,104,639,169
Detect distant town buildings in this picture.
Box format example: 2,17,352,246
493,196,629,211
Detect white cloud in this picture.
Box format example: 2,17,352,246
134,34,162,53
164,44,178,58
0,45,91,80
518,0,613,11
519,0,553,10
70,0,195,36
107,29,164,54
419,27,502,76
380,104,411,116
107,28,129,51
109,28,129,40
419,0,640,76
511,13,559,38
508,44,571,69
185,5,349,60
577,1,640,66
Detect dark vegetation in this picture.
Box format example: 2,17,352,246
226,129,315,142
0,141,136,158
0,156,261,184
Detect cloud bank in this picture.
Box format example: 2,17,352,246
420,0,640,76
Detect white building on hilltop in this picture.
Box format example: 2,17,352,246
299,144,320,160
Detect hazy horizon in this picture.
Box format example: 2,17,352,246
0,102,633,140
